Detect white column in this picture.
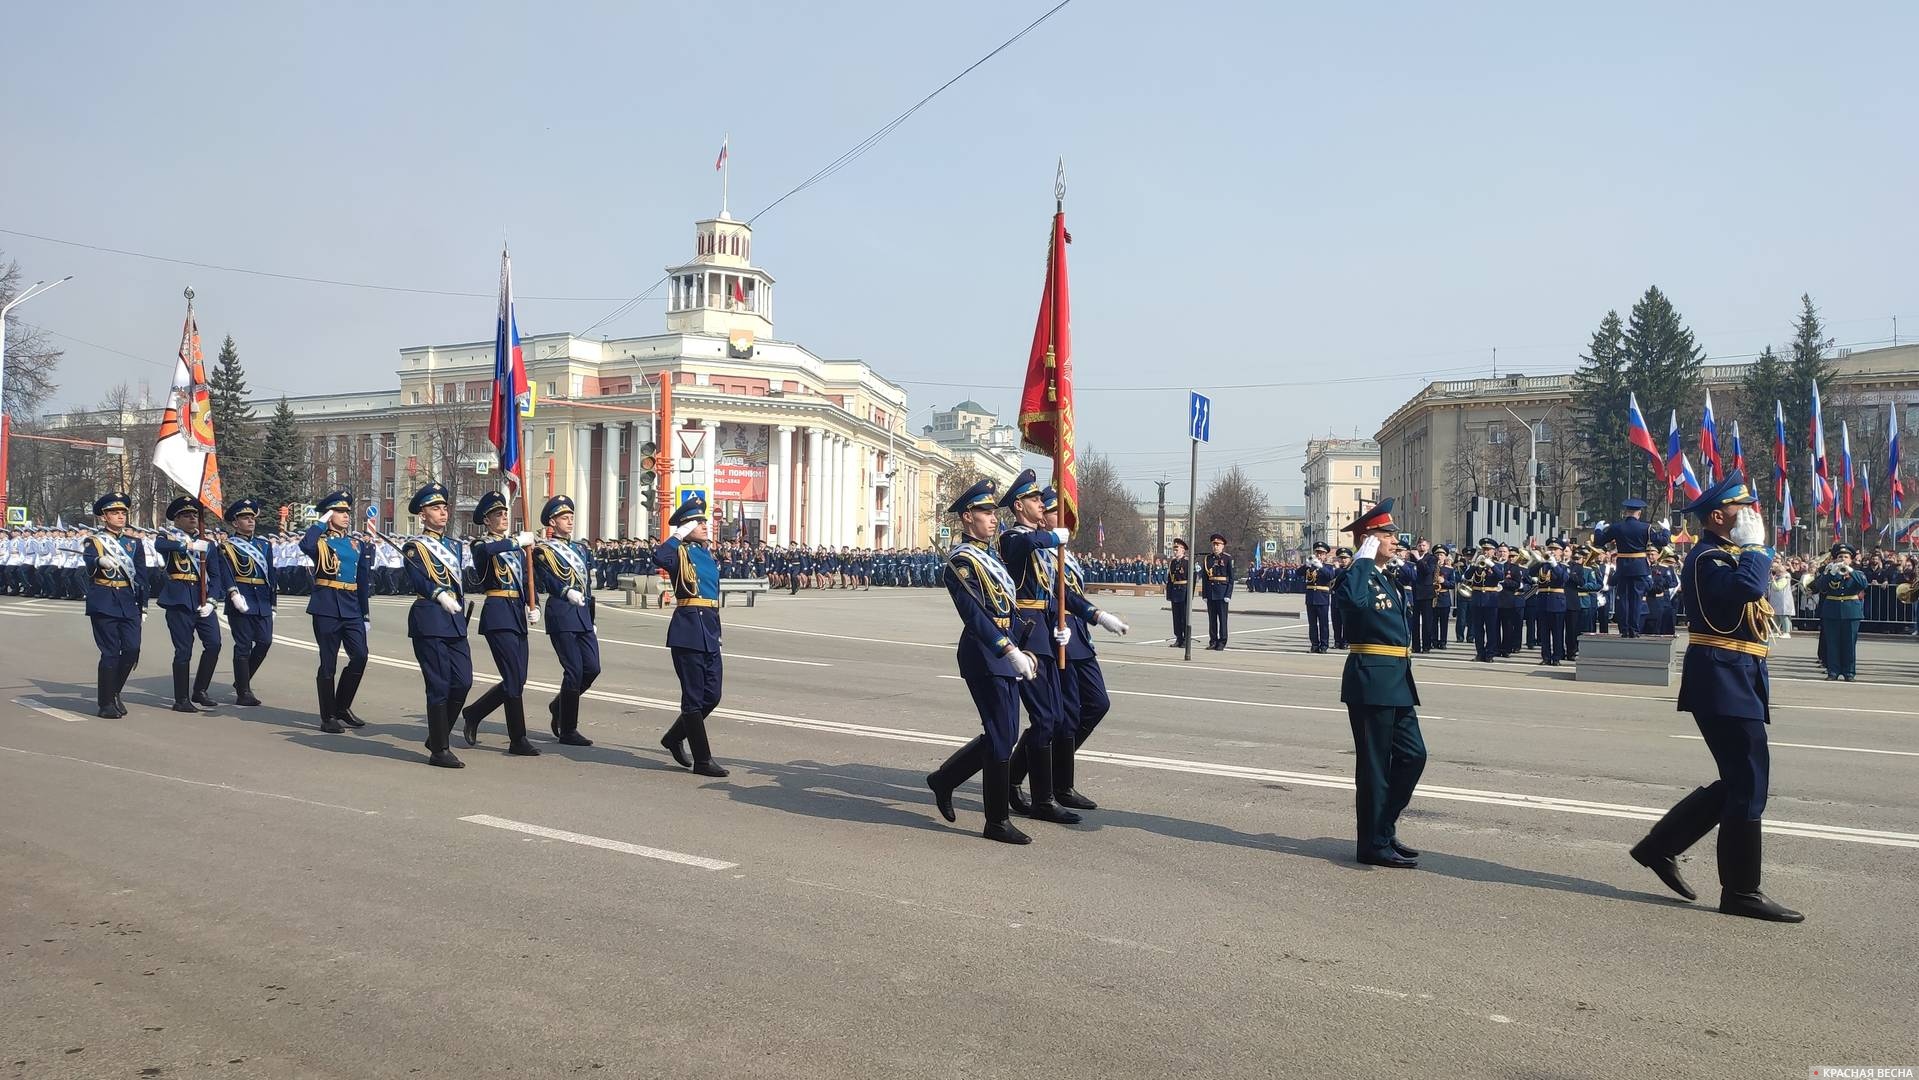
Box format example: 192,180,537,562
624,421,642,539
841,437,856,546
773,426,793,543
805,427,823,545
833,435,848,546
573,425,593,538
817,433,833,546
600,422,622,540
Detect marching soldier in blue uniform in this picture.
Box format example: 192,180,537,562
299,490,375,733
1301,541,1335,653
1165,537,1191,649
1628,471,1802,922
654,494,729,777
1202,533,1234,650
84,492,148,717
1594,497,1668,636
214,499,276,707
1646,550,1679,635
925,478,1039,845
1810,544,1868,681
1334,499,1428,868
459,490,543,757
997,469,1081,825
401,482,473,769
1566,545,1597,661
534,494,600,746
154,496,226,713
1531,537,1570,665
1465,539,1502,662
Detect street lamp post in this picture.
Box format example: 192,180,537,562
1500,405,1537,518
0,275,74,513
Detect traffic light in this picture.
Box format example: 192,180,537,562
639,441,659,516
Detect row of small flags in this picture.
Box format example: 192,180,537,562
1627,386,1906,544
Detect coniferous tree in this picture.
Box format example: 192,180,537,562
1780,294,1836,475
256,396,306,520
1737,345,1790,486
1620,286,1705,508
1570,309,1629,521
208,335,258,497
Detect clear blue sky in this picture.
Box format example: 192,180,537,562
4,0,1914,507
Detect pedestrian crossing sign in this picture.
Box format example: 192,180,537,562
675,486,707,508
5,506,25,527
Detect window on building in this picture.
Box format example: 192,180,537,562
409,433,419,455
1372,465,1380,477
1488,426,1507,445
410,390,421,405
546,381,557,399
1533,420,1552,442
1353,465,1363,477
544,428,556,452
1354,487,1364,502
1372,488,1380,500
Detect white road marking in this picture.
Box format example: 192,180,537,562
1669,734,1919,758
0,608,47,617
13,696,90,722
597,637,831,667
0,743,380,815
459,814,737,870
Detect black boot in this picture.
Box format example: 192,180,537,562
96,659,118,718
1054,740,1097,811
424,702,464,769
171,661,201,713
1006,731,1034,816
981,759,1031,845
661,714,693,768
1025,743,1081,825
504,697,541,757
317,676,344,733
112,657,134,717
191,651,219,708
461,684,504,746
1629,784,1723,901
548,695,563,739
232,654,262,707
556,692,592,746
686,714,728,777
1716,819,1804,922
333,665,367,727
926,737,985,824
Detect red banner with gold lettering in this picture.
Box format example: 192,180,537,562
1017,210,1077,530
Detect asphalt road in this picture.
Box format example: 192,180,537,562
3,588,1915,1079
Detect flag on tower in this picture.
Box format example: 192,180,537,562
1889,402,1905,515
1017,199,1078,531
715,139,729,171
152,291,224,516
489,247,531,494
1700,391,1720,485
1626,392,1662,477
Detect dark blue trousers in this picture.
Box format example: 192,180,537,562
311,614,366,681
1307,603,1330,650
230,611,273,676
480,629,529,697
549,630,602,695
1616,576,1648,636
670,647,723,717
90,614,142,665
411,636,473,706
1694,712,1770,821
1059,657,1110,749
1014,654,1064,744
957,649,1019,762
1348,704,1428,858
164,605,221,665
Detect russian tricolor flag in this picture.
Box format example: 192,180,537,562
490,246,531,494
1626,391,1662,476
1810,380,1832,513
1777,477,1796,546
1699,391,1720,485
1729,418,1745,479
1675,451,1703,503
1889,402,1904,515
1664,410,1685,494
1840,420,1855,522
1773,399,1790,505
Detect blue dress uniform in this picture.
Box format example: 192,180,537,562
299,492,375,733
401,483,474,768
1333,499,1428,868
1426,552,1456,650
1531,541,1570,665
925,478,1034,845
1565,552,1596,660
1165,539,1192,648
996,469,1081,825
459,490,542,758
1496,552,1525,657
1644,556,1678,636
1301,542,1334,652
154,496,228,712
1628,471,1802,922
1465,541,1502,661
82,493,147,717
1202,538,1235,649
213,499,276,707
1594,501,1669,636
654,495,729,778
533,495,601,747
1810,548,1868,681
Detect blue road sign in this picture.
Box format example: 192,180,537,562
1189,392,1212,443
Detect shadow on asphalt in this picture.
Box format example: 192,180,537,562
710,757,959,836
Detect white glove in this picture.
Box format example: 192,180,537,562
437,592,461,615
230,592,250,614
1547,554,1559,566
528,607,541,625
197,602,216,618
671,521,699,541
565,588,586,606
1051,528,1071,544
512,531,537,548
1052,625,1071,647
1355,535,1382,562
1096,611,1128,635
1008,649,1038,681
1729,506,1765,547
188,539,210,554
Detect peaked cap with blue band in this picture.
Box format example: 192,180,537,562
669,493,708,527
997,468,1041,509
1678,469,1758,518
408,482,448,515
473,490,508,524
948,478,998,515
540,495,575,527
314,489,353,515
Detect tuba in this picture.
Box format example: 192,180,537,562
1897,580,1919,605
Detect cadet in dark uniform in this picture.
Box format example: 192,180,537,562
1646,550,1679,636
1594,497,1669,636
1334,498,1427,868
925,478,1038,845
997,469,1080,825
1532,538,1570,665
1426,547,1456,650
1329,546,1353,649
1301,541,1334,653
213,499,276,707
1202,533,1234,650
1565,544,1596,661
654,494,729,777
460,490,543,757
299,490,375,733
1165,537,1191,649
1496,545,1525,657
1810,545,1868,681
1465,539,1501,662
154,496,226,712
83,492,147,717
401,482,473,768
533,494,600,746
1628,471,1802,922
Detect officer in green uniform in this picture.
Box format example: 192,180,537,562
1334,498,1427,868
1810,544,1868,681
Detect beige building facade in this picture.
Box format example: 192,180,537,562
1301,438,1381,547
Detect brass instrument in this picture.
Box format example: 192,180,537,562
1896,580,1919,605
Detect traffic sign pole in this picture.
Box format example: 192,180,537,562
1185,391,1210,663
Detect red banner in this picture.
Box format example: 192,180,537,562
714,463,767,502
1017,209,1077,530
